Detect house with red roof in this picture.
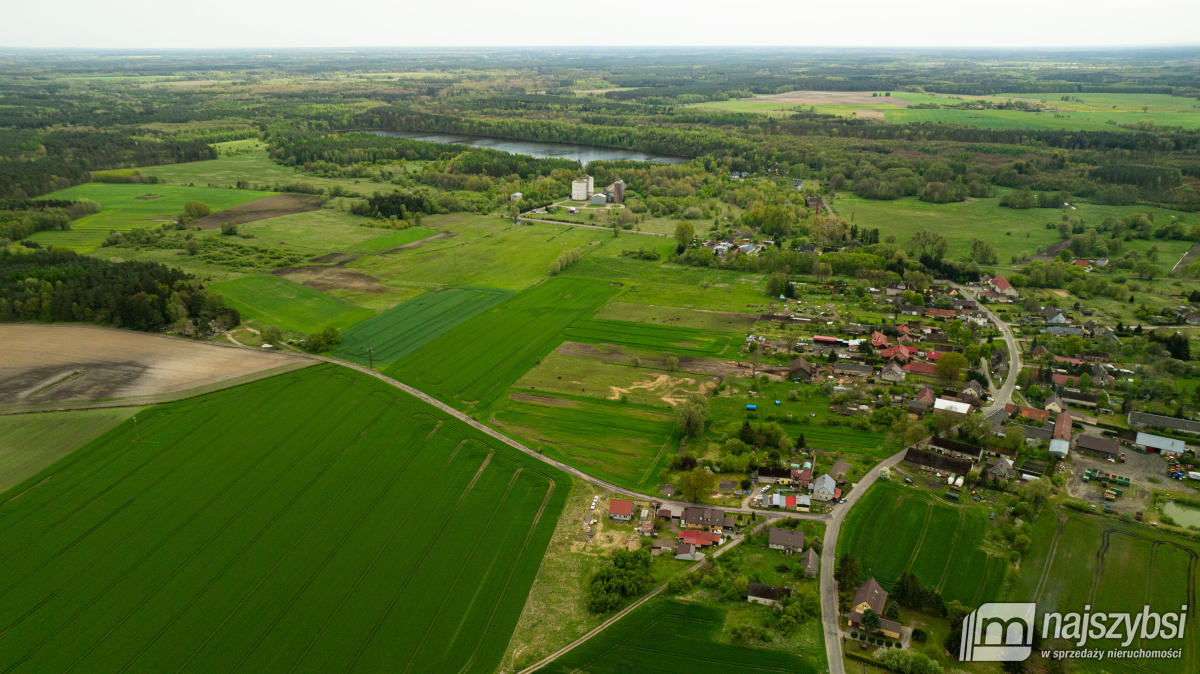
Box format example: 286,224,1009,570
926,308,957,320
1004,403,1050,423
881,344,912,363
678,530,721,547
608,498,634,521
871,331,889,348
989,275,1019,298
916,387,936,405
1073,259,1091,268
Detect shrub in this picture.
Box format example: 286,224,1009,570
220,221,238,236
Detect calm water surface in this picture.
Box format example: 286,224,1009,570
370,130,686,166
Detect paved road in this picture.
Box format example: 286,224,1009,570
952,283,1021,407
819,449,908,674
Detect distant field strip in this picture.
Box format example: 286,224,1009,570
492,393,678,493
593,302,758,333
0,408,137,494
836,483,1005,605
210,274,374,333
0,365,565,673
387,277,620,409
562,318,735,357
333,287,514,367
535,598,817,673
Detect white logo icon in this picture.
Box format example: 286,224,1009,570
960,603,1037,662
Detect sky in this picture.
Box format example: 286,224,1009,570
1,0,1198,49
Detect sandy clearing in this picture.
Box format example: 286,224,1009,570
750,91,911,107
0,325,307,407
855,109,885,120
191,194,322,230
273,265,387,294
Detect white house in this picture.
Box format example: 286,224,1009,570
510,192,523,201
571,175,594,201
989,275,1019,298
810,474,837,501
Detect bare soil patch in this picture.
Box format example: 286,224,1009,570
555,341,739,377
272,265,387,294
191,194,322,230
751,91,911,107
855,109,885,120
510,393,578,407
308,252,352,264
0,325,305,407
1028,239,1071,263
384,230,456,253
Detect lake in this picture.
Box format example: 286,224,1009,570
369,130,687,166
1162,501,1200,528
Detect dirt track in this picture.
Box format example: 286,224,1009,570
750,91,911,107
0,325,307,407
191,193,321,230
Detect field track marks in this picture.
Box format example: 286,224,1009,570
0,375,319,635
345,448,496,673
0,375,359,671
400,469,524,674
1087,529,1113,606
122,411,430,673
902,503,934,575
935,510,966,591
455,478,556,674
638,431,677,491
1033,509,1067,602
277,436,472,674
59,391,393,674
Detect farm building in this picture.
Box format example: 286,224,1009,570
933,398,973,416
904,362,939,377
833,363,873,377
1135,432,1187,456
800,547,819,578
985,457,1017,481
768,528,805,554
604,179,625,203
791,468,812,488
571,175,594,201
903,447,973,476
1050,411,1072,458
589,193,608,206
657,505,681,520
682,507,734,531
929,436,985,462
847,578,902,639
608,499,634,521
810,474,838,501
789,356,816,381
1017,460,1046,479
1128,412,1200,436
1076,434,1121,459
747,582,793,606
650,539,675,556
755,466,793,484
797,494,811,512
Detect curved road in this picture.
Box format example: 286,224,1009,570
952,283,1021,406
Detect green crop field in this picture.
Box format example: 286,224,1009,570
562,318,736,357
535,598,818,673
210,274,375,333
0,408,138,494
30,183,272,252
1015,511,1199,673
491,392,678,493
386,276,620,410
836,482,1006,606
594,301,758,333
333,287,514,367
565,249,770,313
513,349,719,408
0,364,566,673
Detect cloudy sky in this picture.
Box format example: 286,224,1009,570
1,0,1197,49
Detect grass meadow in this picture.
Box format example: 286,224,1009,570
31,183,272,252
1014,511,1199,674
490,392,679,493
333,287,514,367
562,319,736,358
594,302,758,333
513,348,719,408
0,364,566,674
836,482,1006,606
0,408,138,494
209,274,375,333
386,276,620,410
534,598,819,674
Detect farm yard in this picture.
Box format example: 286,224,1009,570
836,482,1007,607
0,365,566,674
533,598,819,674
491,393,679,493
385,276,620,410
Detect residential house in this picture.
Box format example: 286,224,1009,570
967,311,990,327
1043,306,1068,325
768,528,806,554
651,539,675,557
1044,393,1066,414
1076,434,1121,459
1013,423,1054,444
1030,345,1050,360
790,469,813,489
916,388,936,406
678,530,721,548
609,499,634,521
960,380,985,404
880,362,906,382
881,344,912,363
1135,432,1187,457
903,447,973,476
675,543,702,561
800,547,820,578
810,474,838,501
989,275,1019,298
747,582,793,606
847,579,902,639
986,457,1018,481
1050,411,1072,458
682,507,734,531
927,308,957,320
1128,412,1200,436
871,331,889,348
1004,403,1050,424
755,466,794,485
907,399,930,416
